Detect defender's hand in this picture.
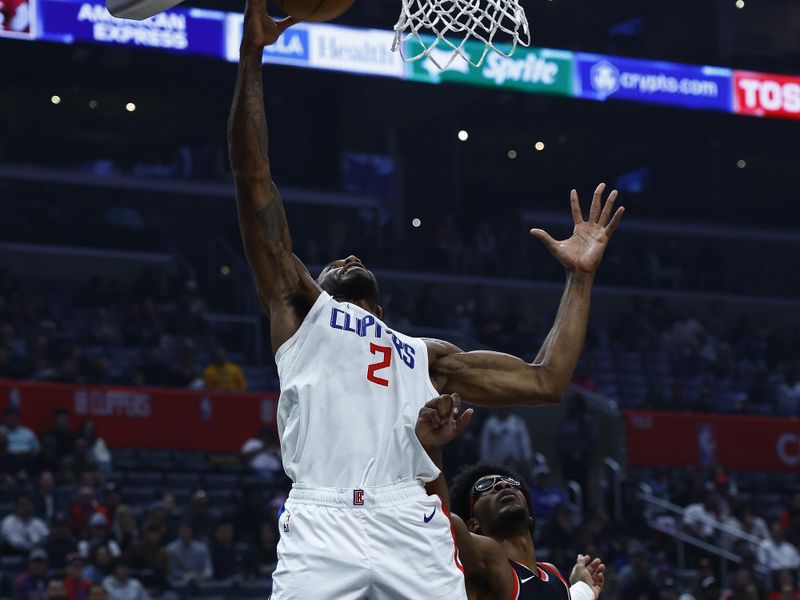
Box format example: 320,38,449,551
242,0,297,49
530,183,624,275
415,393,473,450
569,554,606,599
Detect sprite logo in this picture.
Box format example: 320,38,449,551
407,39,574,96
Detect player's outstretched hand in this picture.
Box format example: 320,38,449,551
530,183,624,275
569,554,606,599
242,0,298,49
415,393,473,450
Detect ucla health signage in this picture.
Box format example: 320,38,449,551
576,53,733,112
406,38,574,97
37,0,226,56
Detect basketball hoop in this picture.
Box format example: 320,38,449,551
392,0,530,70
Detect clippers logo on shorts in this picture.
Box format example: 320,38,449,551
353,489,364,506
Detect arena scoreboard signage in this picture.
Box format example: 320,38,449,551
575,53,733,113
36,0,226,55
733,70,800,119
405,37,574,97
9,0,800,121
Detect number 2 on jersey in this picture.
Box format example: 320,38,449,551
367,343,392,387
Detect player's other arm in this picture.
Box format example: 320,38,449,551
428,184,623,406
227,0,318,352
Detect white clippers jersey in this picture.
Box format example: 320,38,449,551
274,291,441,488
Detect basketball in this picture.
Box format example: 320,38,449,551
274,0,355,22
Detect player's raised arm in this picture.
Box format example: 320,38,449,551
227,0,319,351
427,183,624,406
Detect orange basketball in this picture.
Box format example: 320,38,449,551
274,0,355,22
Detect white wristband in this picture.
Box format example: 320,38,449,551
570,581,596,600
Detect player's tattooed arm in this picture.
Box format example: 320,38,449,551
427,184,623,406
228,0,318,351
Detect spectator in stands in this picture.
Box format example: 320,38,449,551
757,523,800,574
101,484,122,523
165,521,212,584
233,488,266,542
479,407,533,471
172,356,203,390
28,434,61,480
530,465,567,523
202,348,246,392
45,409,76,456
33,471,64,523
538,503,576,567
252,522,278,578
683,490,722,542
69,487,108,538
616,543,659,600
85,357,115,386
44,512,78,571
64,553,91,600
88,586,107,600
13,549,50,599
102,558,150,600
240,428,282,482
768,570,799,600
77,421,112,476
724,504,770,552
128,524,168,591
186,490,212,541
1,493,49,554
557,395,598,503
137,347,173,388
61,438,98,485
45,578,67,599
111,506,137,555
776,367,800,415
79,513,121,559
210,519,248,581
779,494,800,547
1,407,40,457
0,429,26,485
83,545,113,586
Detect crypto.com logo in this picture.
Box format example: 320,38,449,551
590,60,620,97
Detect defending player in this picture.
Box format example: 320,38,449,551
416,394,607,600
227,1,623,597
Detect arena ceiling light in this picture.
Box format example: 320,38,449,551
535,141,545,151
457,130,469,141
50,95,61,105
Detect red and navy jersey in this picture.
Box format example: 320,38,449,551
508,560,570,600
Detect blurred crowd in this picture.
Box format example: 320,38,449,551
0,268,248,392
0,412,285,600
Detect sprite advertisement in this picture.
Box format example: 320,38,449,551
404,36,575,96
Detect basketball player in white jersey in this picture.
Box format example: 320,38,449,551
227,1,624,597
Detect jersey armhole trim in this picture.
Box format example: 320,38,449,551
274,291,331,367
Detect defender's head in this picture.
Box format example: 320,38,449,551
317,255,382,317
451,464,533,538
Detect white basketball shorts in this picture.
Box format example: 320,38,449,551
270,480,466,599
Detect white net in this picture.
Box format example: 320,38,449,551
392,0,530,70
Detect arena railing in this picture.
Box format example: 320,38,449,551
637,485,772,582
